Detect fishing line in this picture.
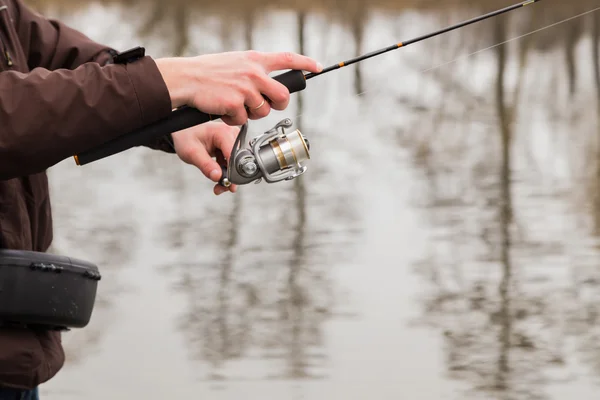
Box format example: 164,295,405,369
421,6,600,74
291,5,600,121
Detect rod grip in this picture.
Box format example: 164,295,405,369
73,69,307,166
273,69,306,94
74,107,217,166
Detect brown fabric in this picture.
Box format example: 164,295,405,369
0,0,174,389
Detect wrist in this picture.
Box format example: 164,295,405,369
155,57,191,109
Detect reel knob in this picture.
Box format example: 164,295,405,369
220,176,232,188
240,159,258,176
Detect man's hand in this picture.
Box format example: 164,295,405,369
172,121,240,196
155,50,322,126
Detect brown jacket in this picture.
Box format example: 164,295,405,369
0,0,175,389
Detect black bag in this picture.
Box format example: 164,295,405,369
0,249,101,330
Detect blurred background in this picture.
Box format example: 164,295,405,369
25,0,600,398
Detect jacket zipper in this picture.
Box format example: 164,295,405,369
0,5,12,67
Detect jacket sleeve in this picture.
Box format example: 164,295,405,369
9,0,177,155
0,56,174,180
11,0,113,71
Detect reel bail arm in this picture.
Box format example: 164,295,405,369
219,118,310,187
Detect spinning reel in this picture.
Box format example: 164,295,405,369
218,118,311,187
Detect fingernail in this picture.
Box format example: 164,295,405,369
317,62,323,72
210,169,221,181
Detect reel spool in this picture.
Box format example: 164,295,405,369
219,118,311,187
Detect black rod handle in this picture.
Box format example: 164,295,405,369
74,69,307,166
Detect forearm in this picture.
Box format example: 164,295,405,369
0,56,172,180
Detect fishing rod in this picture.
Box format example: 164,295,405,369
73,0,542,186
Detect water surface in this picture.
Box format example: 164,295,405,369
29,1,600,399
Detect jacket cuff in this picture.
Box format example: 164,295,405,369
93,48,118,66
124,56,173,129
143,134,177,154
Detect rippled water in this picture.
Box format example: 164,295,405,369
29,1,600,399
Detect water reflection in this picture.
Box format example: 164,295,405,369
47,174,139,364
30,0,600,398
406,8,600,400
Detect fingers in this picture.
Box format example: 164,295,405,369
208,126,238,195
248,51,322,111
215,185,228,195
221,107,248,126
187,51,322,127
210,126,238,162
246,95,272,120
255,77,290,111
214,182,237,196
258,51,323,74
223,91,273,123
205,51,323,126
221,51,322,124
176,127,232,182
184,142,237,196
184,144,223,182
238,68,290,112
221,89,272,124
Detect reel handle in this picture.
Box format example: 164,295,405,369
218,166,230,188
73,70,307,166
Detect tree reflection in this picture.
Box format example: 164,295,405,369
595,20,600,230
153,11,361,384
404,13,599,400
140,0,189,56
342,0,366,95
268,11,322,380
559,9,600,387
